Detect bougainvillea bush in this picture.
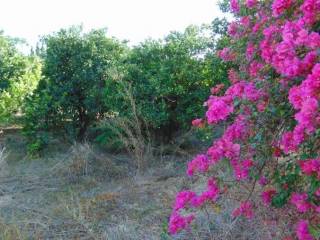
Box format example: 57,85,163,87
169,0,320,239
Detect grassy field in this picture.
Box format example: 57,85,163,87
0,129,282,240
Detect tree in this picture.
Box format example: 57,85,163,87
109,25,230,142
0,32,41,123
25,26,126,141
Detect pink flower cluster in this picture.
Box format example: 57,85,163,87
282,64,320,153
245,0,257,9
261,189,277,206
299,158,320,179
228,22,239,38
230,0,240,13
228,68,241,84
258,176,268,186
188,114,252,180
246,42,255,61
169,178,220,234
268,21,319,78
272,0,293,17
232,201,254,219
187,154,209,175
290,191,320,215
290,193,311,213
296,220,314,240
217,47,236,62
168,213,194,235
206,96,234,124
300,0,320,25
205,81,263,125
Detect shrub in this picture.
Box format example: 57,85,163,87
169,0,320,239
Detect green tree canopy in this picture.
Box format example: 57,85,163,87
25,26,126,141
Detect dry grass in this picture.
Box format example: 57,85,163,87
0,131,289,240
0,147,8,177
101,82,154,173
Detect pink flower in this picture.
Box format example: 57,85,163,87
299,158,320,178
168,212,195,234
263,25,280,40
230,0,240,13
294,98,318,134
314,205,320,213
261,189,277,206
233,158,253,180
257,101,268,112
246,42,255,60
258,176,268,186
295,220,314,240
307,32,320,49
217,47,236,62
280,131,298,153
246,0,257,8
173,191,197,211
223,114,249,141
290,193,311,213
228,22,239,37
301,51,318,74
249,61,264,77
289,86,304,110
192,178,220,207
272,0,293,17
187,154,209,176
228,69,241,84
272,40,301,78
191,118,204,127
243,82,263,101
300,0,319,25
171,0,320,236
232,201,254,219
206,144,224,164
292,125,305,146
240,16,251,27
206,97,234,124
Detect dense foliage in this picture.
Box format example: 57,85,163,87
169,0,320,239
0,33,41,123
23,23,230,150
105,25,230,142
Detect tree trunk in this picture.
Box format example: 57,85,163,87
77,106,89,142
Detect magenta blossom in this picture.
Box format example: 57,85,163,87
232,201,254,219
296,220,314,240
290,193,311,213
